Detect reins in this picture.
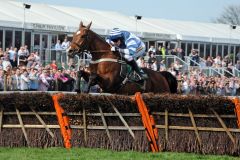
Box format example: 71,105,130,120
74,27,123,63
90,49,111,53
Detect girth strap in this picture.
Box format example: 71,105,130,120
90,58,126,64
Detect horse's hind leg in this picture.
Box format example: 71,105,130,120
75,70,83,93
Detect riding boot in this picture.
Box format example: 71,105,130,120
127,60,148,80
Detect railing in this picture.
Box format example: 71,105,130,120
184,56,225,77
199,57,238,77
154,55,190,71
46,49,68,66
35,50,239,78
233,67,240,77
34,49,92,70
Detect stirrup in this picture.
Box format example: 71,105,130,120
139,73,148,80
142,73,148,79
135,77,147,91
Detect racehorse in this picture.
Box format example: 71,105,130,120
68,22,177,95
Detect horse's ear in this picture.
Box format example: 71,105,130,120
79,21,83,29
86,21,92,30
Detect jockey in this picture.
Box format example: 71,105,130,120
106,28,148,80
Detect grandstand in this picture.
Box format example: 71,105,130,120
0,0,239,64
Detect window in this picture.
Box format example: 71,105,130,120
15,31,22,49
193,43,199,50
206,44,210,58
0,30,3,48
58,34,67,43
51,35,57,49
199,43,205,58
181,42,186,56
5,30,13,49
211,44,217,57
223,45,228,56
144,42,149,52
34,34,40,51
170,42,177,49
235,46,240,63
187,42,192,55
217,44,222,57
230,45,234,54
42,35,48,49
236,46,240,54
25,32,31,51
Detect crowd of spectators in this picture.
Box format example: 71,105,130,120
142,45,240,96
0,42,240,96
0,39,77,92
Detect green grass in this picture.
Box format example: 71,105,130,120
0,147,238,160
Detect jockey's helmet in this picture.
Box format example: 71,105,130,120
109,28,123,42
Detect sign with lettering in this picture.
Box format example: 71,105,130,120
31,23,66,32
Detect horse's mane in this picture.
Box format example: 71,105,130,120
84,26,121,58
85,26,110,47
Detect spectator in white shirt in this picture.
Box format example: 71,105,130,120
151,59,158,71
2,55,12,71
24,45,30,57
8,47,16,67
61,38,70,63
55,40,62,50
55,40,62,63
20,70,30,91
148,45,156,53
38,70,49,91
61,38,70,50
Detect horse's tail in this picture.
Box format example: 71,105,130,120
160,71,178,93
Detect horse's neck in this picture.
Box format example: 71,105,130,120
89,32,112,60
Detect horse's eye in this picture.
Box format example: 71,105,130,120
82,34,87,38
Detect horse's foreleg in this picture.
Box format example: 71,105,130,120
86,73,98,93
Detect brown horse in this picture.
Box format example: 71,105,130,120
68,22,177,95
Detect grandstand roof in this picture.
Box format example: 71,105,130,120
0,1,240,44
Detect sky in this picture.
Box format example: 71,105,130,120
16,0,240,23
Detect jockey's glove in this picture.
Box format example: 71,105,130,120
111,46,119,52
119,48,130,55
111,46,130,55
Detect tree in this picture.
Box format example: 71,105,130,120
215,5,240,25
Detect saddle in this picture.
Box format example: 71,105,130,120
120,63,146,90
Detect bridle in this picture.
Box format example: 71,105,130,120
73,32,90,54
72,29,111,54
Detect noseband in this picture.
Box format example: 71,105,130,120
73,32,90,54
